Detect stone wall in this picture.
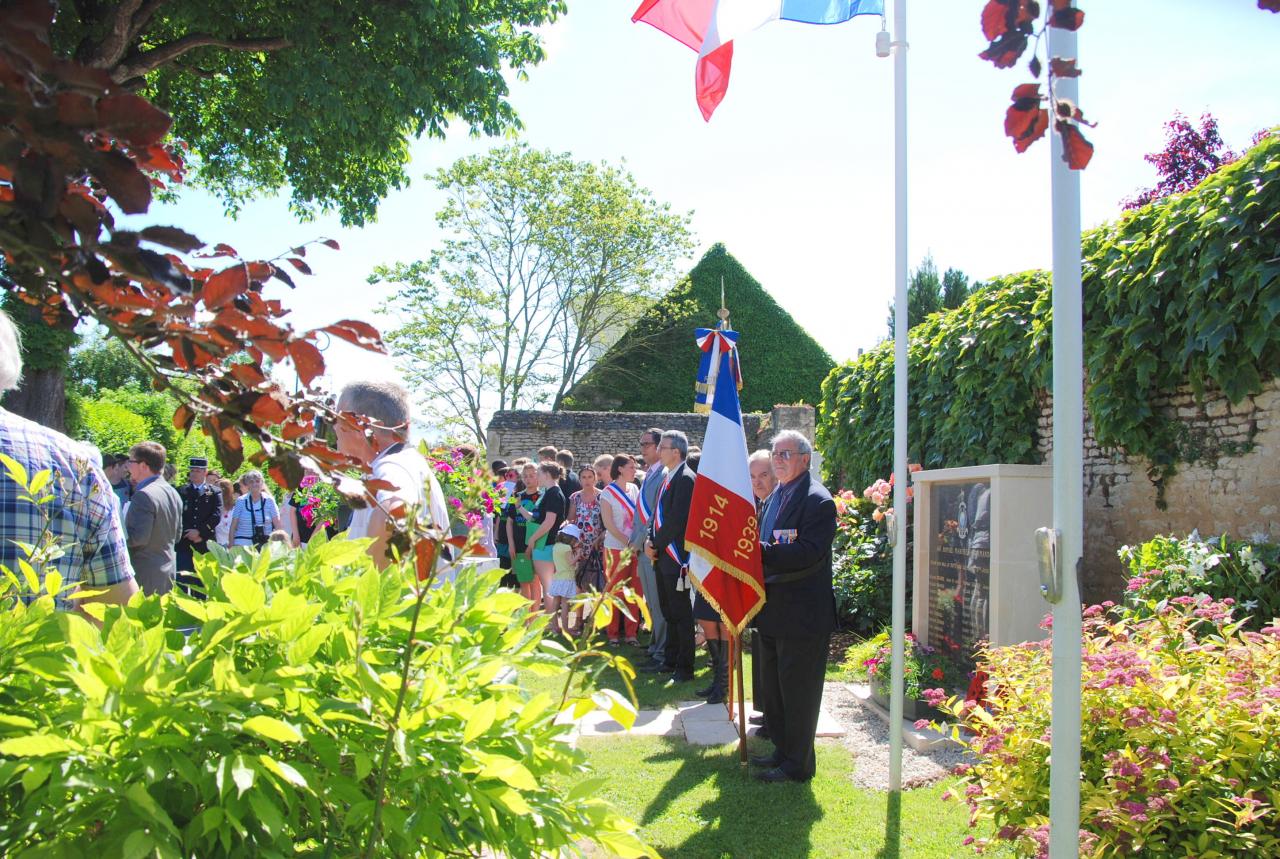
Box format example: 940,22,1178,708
1036,377,1280,604
485,404,816,467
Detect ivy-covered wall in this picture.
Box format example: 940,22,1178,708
819,132,1280,493
563,243,834,414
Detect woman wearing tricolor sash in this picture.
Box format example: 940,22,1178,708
599,454,644,647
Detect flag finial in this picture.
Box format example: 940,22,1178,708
718,277,730,329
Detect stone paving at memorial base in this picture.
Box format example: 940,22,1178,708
557,699,847,746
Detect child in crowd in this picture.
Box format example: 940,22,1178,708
548,524,582,634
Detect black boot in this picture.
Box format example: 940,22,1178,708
704,639,729,705
695,640,717,697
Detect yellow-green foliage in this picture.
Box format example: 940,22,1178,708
819,133,1280,492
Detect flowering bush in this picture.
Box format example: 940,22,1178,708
428,447,501,530
831,490,892,635
297,472,342,530
936,600,1280,858
864,631,964,703
1121,533,1279,630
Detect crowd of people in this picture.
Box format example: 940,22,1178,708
2,306,839,784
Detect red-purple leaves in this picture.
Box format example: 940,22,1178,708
1006,84,1049,153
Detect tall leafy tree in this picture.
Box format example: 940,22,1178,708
942,266,973,310
48,0,566,225
375,146,693,443
887,254,958,336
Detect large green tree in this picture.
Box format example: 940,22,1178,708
49,0,566,225
886,254,973,336
375,145,694,443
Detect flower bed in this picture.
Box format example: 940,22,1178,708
933,600,1280,858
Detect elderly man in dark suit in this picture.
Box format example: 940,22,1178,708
751,429,837,783
640,429,698,682
124,441,183,596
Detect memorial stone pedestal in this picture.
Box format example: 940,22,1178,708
911,465,1053,685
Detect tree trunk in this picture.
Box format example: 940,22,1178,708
4,367,67,431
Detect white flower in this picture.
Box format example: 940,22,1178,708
1243,600,1259,612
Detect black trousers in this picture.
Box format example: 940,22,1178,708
750,629,766,723
758,630,831,781
656,558,695,674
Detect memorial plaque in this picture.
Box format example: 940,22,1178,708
925,478,991,680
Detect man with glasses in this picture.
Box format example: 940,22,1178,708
641,429,697,682
750,430,837,783
633,427,668,666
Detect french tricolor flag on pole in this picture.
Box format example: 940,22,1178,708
682,329,764,634
632,0,884,120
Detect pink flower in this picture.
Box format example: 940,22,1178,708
449,497,463,509
300,474,319,489
914,719,930,729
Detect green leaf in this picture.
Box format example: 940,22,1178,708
124,782,178,835
231,754,255,797
241,716,303,743
120,830,154,859
0,452,30,489
0,735,77,757
463,697,498,743
258,754,308,789
221,572,265,614
474,750,538,791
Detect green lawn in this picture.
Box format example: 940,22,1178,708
525,641,985,859
570,736,977,859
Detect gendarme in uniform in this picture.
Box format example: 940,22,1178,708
176,457,222,574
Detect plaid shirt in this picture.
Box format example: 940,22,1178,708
0,408,134,609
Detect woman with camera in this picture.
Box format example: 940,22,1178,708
228,471,282,548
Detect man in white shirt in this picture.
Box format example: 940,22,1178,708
333,380,449,568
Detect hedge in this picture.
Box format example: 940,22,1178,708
564,243,834,414
819,131,1280,493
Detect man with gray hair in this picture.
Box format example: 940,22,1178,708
334,379,449,568
750,429,837,783
641,429,697,682
0,307,138,614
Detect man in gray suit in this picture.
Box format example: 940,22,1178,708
124,441,183,596
633,427,668,665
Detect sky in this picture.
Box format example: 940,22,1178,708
127,1,1280,417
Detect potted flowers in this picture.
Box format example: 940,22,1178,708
863,631,957,722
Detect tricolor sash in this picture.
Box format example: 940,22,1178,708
603,482,637,532
654,470,688,567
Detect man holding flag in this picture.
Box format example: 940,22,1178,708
750,430,837,783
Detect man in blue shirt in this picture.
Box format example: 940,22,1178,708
0,308,137,615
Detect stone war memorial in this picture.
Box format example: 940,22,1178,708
911,465,1052,685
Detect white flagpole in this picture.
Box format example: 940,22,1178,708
887,0,909,794
1047,22,1083,858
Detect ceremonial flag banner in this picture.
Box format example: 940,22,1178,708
683,329,764,634
632,0,885,119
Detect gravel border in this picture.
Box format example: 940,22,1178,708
821,681,972,791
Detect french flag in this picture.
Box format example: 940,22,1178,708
682,330,765,634
632,0,884,120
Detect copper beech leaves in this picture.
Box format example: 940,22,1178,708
0,6,385,496
1006,84,1049,153
1263,0,1280,11
980,0,1092,168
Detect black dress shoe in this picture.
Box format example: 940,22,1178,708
638,661,676,674
749,753,781,768
754,725,771,741
753,766,795,783
748,713,765,726
669,670,695,683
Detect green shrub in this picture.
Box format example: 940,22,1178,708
936,601,1280,858
830,485,904,636
0,536,653,858
819,132,1280,493
77,397,149,456
1121,533,1280,631
838,633,884,683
